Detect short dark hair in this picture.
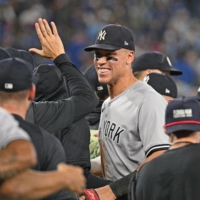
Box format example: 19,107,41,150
0,90,29,105
172,130,195,138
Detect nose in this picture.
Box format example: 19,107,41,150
96,56,107,65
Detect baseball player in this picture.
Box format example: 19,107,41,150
134,97,200,200
132,51,182,80
81,24,171,200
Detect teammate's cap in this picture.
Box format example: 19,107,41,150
84,24,135,51
5,47,35,70
143,73,178,98
132,51,182,75
84,65,108,100
0,57,38,92
0,47,10,60
164,97,200,134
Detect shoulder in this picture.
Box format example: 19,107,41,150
129,81,167,107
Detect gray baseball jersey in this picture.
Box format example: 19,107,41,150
0,107,30,150
99,81,170,181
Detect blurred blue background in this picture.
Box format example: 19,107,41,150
0,0,200,96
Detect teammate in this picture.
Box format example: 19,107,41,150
134,97,200,200
33,63,110,189
0,57,82,199
1,18,98,134
143,73,178,102
80,23,170,200
132,51,182,80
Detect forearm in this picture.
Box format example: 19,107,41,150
0,170,68,200
0,140,37,180
54,54,98,121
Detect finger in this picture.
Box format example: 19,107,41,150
29,48,43,56
43,19,52,36
51,21,58,36
38,18,48,38
35,22,45,43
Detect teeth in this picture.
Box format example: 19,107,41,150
99,69,109,73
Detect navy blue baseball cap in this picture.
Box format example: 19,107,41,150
132,51,182,75
164,97,200,134
84,65,108,100
0,47,10,60
5,47,35,70
84,24,135,51
143,73,178,98
0,57,37,92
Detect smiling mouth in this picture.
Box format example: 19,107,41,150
98,68,110,73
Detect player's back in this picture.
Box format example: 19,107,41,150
136,144,200,200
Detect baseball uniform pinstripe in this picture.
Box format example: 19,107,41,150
99,81,170,181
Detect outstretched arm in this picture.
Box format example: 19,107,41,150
0,163,86,200
28,18,98,132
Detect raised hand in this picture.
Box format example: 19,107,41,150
29,18,65,60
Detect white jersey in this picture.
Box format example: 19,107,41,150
0,107,30,150
99,81,170,181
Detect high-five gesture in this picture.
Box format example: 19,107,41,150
29,18,65,60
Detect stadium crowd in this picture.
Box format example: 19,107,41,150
0,0,200,95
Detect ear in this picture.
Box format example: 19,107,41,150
28,85,36,101
127,50,135,64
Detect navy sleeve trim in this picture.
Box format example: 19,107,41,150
145,144,170,157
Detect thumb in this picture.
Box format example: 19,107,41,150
29,48,44,56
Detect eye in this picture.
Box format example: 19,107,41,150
107,57,118,61
94,54,100,61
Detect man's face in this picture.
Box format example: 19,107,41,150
93,49,132,85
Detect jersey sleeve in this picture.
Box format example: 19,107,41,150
31,53,98,133
0,108,30,150
138,92,170,157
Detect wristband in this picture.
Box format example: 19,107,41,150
83,189,100,200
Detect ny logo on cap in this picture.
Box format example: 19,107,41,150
98,30,106,40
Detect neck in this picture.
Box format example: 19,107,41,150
109,75,137,99
1,103,28,119
170,138,197,150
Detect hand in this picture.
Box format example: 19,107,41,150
57,163,86,195
79,195,86,200
29,18,65,60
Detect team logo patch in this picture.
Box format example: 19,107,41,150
165,88,170,93
5,83,13,89
173,109,192,118
98,30,106,40
124,41,129,45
